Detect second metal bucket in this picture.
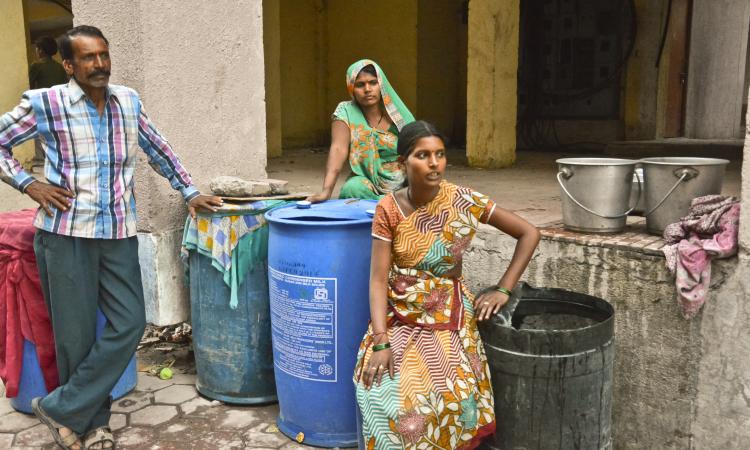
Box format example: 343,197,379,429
641,157,729,234
557,158,640,233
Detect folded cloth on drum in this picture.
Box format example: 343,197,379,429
181,200,288,308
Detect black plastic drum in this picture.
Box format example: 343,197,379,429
479,283,614,450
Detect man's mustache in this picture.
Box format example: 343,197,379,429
90,70,111,77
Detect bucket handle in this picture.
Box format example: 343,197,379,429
643,167,699,217
557,168,642,219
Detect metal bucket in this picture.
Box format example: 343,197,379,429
629,168,645,215
557,158,641,233
641,157,729,234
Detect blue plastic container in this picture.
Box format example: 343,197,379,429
265,199,376,448
10,309,137,414
9,340,48,414
98,311,138,400
189,251,277,404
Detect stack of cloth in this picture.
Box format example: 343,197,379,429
662,195,741,319
181,200,286,309
0,209,58,397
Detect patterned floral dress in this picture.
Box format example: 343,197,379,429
333,59,415,200
333,103,403,200
354,181,497,450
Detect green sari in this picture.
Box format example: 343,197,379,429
333,59,415,200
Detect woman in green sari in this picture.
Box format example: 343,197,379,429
308,59,415,202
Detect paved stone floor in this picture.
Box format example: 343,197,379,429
0,371,324,450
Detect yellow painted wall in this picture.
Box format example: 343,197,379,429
455,9,469,146
326,0,418,128
466,0,519,168
417,0,465,144
279,0,419,149
264,0,282,157
279,0,328,148
1,0,34,167
23,0,70,22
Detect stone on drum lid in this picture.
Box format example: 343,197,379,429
209,176,257,197
210,176,289,197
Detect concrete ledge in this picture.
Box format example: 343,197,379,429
464,224,745,449
538,219,666,256
138,229,189,326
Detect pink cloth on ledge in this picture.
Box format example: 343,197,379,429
0,209,59,397
662,195,741,319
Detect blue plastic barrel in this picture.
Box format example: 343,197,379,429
265,199,376,448
97,311,138,400
189,252,277,404
10,309,137,414
9,340,48,414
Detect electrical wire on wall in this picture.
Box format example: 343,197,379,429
517,0,637,151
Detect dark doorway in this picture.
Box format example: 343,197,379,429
517,0,635,148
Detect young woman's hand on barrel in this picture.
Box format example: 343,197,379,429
475,289,510,321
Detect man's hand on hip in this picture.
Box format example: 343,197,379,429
188,194,224,219
25,180,75,217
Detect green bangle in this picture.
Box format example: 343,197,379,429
494,286,512,297
372,342,391,352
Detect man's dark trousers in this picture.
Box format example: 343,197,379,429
33,229,146,434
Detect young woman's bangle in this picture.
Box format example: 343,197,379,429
372,342,391,352
494,286,512,297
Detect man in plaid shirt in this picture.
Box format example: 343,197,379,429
0,25,223,449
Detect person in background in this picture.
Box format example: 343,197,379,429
0,25,222,450
354,121,541,449
29,36,69,90
307,59,415,203
28,35,69,163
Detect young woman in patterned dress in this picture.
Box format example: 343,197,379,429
354,121,540,449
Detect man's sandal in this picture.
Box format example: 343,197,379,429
83,426,115,450
31,397,82,449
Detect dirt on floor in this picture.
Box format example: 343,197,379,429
136,323,196,377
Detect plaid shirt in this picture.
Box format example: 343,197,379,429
0,79,198,239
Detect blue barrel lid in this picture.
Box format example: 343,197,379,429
265,199,378,226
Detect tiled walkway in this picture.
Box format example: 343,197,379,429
1,371,321,449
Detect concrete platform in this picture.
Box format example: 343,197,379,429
267,147,742,226
3,147,742,225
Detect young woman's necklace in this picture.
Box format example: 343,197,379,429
368,112,384,129
406,188,422,209
407,187,438,210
